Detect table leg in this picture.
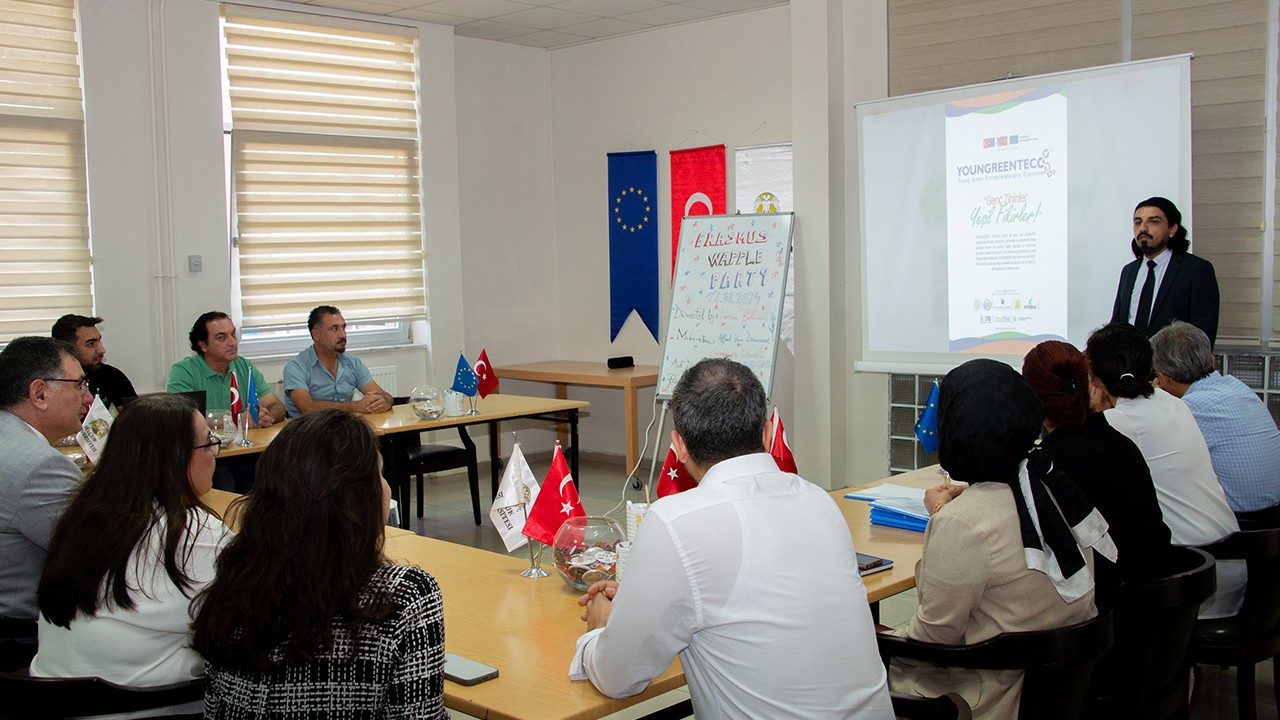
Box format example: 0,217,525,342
624,385,639,476
380,436,410,530
456,426,480,525
554,382,569,449
489,420,501,498
569,409,580,487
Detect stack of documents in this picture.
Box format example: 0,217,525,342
844,484,930,533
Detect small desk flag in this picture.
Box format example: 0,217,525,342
656,444,696,498
474,348,499,399
76,395,113,465
451,353,478,396
915,381,940,455
488,442,540,552
229,371,243,417
522,445,584,546
245,369,260,424
768,405,797,473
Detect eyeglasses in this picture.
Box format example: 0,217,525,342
43,377,89,392
194,432,222,457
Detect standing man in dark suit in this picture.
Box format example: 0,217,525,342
1110,196,1220,346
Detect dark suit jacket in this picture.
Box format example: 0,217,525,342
1110,251,1220,346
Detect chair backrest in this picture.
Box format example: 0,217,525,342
1235,501,1280,531
1089,545,1215,718
1198,528,1280,659
877,611,1113,720
890,691,972,720
0,670,205,718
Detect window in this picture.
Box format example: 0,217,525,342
0,0,90,344
221,8,426,344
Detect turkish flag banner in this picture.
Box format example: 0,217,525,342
669,144,726,284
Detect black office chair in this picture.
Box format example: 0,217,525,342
0,616,36,673
0,669,205,719
890,691,971,719
391,397,482,525
1088,546,1215,719
1189,527,1280,720
877,612,1113,720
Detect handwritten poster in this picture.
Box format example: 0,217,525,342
658,213,794,399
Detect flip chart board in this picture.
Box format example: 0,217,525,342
657,212,794,399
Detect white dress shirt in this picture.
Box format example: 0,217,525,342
32,508,232,698
571,454,893,719
1126,248,1172,325
1104,389,1243,617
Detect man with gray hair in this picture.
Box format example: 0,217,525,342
570,358,893,719
1151,320,1280,511
0,337,92,620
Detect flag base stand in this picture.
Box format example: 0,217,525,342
237,412,254,447
466,396,478,416
521,541,549,579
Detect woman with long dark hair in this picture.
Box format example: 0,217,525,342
192,409,446,718
1085,322,1241,618
31,393,230,707
1022,340,1171,597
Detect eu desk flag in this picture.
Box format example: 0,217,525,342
915,381,940,455
451,353,478,396
608,150,659,342
245,369,260,424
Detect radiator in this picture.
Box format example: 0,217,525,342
368,366,399,396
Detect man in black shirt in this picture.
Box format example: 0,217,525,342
51,315,137,410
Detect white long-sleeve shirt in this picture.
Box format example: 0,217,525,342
571,453,893,719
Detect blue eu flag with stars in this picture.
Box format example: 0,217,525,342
914,381,940,455
608,150,659,342
451,353,478,397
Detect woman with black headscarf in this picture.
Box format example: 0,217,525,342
890,359,1115,720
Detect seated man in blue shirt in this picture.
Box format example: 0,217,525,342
283,306,393,417
1152,320,1280,512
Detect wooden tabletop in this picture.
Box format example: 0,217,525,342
217,394,590,459
199,488,414,538
836,464,940,602
498,361,659,390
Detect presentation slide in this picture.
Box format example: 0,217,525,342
856,56,1191,373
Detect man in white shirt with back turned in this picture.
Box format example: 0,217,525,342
570,358,893,719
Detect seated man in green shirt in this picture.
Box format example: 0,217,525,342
166,311,284,428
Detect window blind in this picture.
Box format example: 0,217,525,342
0,0,90,344
223,10,425,331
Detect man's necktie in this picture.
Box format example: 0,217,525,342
1133,259,1157,333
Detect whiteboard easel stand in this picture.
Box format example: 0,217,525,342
643,400,671,504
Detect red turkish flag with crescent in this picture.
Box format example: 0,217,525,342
474,348,498,399
669,144,726,284
769,405,797,473
522,445,585,546
656,444,696,498
229,371,243,416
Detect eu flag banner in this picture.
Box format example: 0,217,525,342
608,151,659,342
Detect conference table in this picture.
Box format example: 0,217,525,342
497,361,659,476
198,466,936,720
215,394,590,529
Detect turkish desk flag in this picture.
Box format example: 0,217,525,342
656,444,696,498
669,144,726,284
522,445,585,546
769,405,797,473
474,348,499,399
229,371,243,417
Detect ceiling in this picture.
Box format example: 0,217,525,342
293,0,787,49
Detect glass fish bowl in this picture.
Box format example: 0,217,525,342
409,386,444,420
552,516,626,591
